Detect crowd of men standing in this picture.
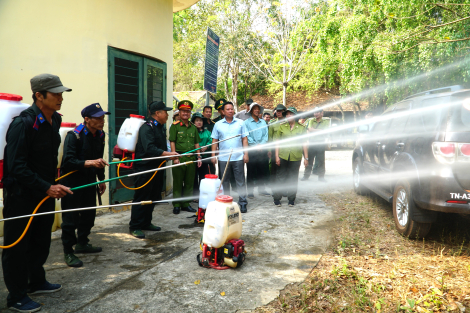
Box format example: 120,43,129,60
0,73,330,313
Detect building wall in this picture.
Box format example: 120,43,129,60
0,0,174,203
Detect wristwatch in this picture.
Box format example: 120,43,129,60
305,157,309,160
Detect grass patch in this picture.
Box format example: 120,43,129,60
255,190,470,312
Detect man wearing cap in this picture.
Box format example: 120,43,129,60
273,107,308,207
129,101,179,239
170,100,201,214
301,107,329,182
2,74,72,312
235,98,254,121
60,103,110,267
212,99,226,123
202,104,215,133
211,101,249,213
268,104,286,193
244,103,270,198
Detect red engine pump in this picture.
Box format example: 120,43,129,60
197,239,246,270
196,208,205,223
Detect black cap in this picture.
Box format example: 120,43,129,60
81,103,110,118
245,98,254,105
149,101,171,114
31,73,72,93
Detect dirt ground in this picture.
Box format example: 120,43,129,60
255,190,470,313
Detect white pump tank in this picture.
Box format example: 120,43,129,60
199,174,224,209
202,195,242,248
0,94,30,159
117,114,145,152
58,122,77,168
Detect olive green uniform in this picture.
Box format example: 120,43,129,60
303,118,329,179
268,119,283,185
169,121,200,207
273,121,306,201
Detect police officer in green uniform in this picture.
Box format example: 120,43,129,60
129,101,179,239
212,99,226,123
2,74,72,312
273,107,308,207
301,106,329,182
170,100,201,214
61,103,110,268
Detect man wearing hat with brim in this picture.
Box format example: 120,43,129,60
60,103,110,267
244,102,269,198
301,106,329,182
212,99,226,123
129,101,179,239
170,100,201,214
2,74,73,312
268,104,286,192
273,107,308,207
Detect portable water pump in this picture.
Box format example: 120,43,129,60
197,195,246,270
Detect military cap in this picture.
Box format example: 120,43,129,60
177,100,194,110
149,101,171,113
282,107,298,116
275,104,287,112
191,112,204,123
31,73,72,93
215,99,227,110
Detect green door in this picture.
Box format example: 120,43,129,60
108,47,167,204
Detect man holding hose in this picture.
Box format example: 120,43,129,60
2,74,72,312
60,103,110,268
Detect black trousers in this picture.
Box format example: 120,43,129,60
61,187,97,254
304,144,326,178
129,168,164,231
246,150,269,194
273,157,301,201
1,189,55,306
270,152,277,191
193,160,215,196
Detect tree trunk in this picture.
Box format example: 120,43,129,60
231,61,239,112
336,104,345,123
353,102,362,119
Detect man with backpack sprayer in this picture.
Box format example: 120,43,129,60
2,74,72,312
60,103,110,268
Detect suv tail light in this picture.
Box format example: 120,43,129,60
432,142,470,163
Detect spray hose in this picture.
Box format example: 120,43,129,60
117,158,166,190
0,170,78,249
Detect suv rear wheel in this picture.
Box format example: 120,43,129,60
393,180,432,238
353,156,367,195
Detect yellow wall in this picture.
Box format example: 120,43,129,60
0,0,174,204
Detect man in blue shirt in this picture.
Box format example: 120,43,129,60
244,103,269,198
211,101,249,213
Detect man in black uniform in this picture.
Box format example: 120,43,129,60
2,74,72,312
60,103,110,268
202,104,215,133
129,101,179,239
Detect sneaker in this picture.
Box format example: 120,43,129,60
28,281,62,295
74,243,102,254
259,191,271,196
273,200,281,207
247,194,254,199
64,253,83,268
288,201,295,207
8,296,41,312
130,229,145,239
142,224,161,231
300,177,309,181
